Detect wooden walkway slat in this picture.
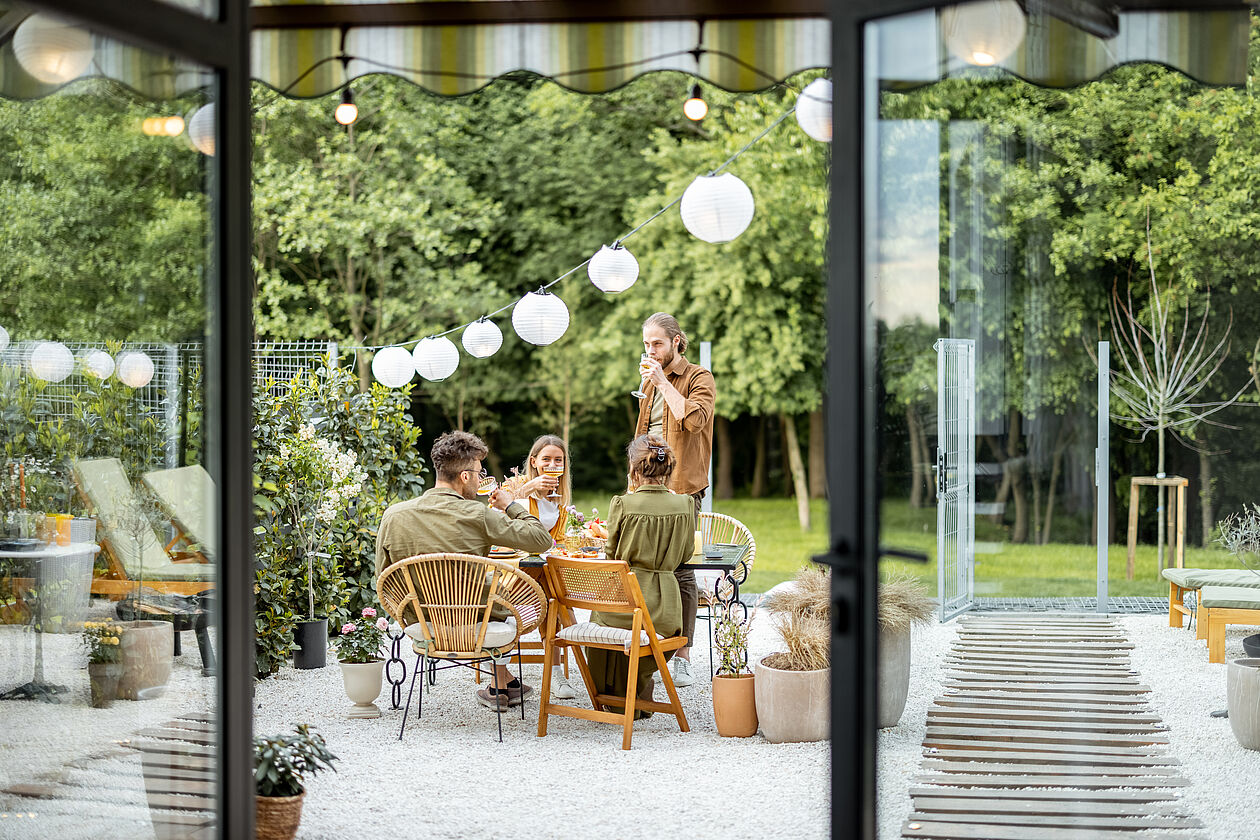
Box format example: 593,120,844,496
904,618,1199,838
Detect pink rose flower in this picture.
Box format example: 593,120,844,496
341,623,356,634
376,617,389,632
362,607,377,618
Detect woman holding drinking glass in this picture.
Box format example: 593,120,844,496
502,434,577,699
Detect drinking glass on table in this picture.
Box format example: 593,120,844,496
631,353,651,399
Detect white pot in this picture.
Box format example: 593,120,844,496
753,655,829,743
877,625,911,728
1228,658,1260,750
339,660,385,719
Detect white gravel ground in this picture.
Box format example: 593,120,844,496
254,611,828,840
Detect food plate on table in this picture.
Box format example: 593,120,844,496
545,546,603,560
0,538,46,552
487,546,528,562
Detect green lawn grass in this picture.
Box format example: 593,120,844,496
572,493,1244,596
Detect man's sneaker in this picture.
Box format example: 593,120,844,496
476,680,533,711
476,687,510,712
670,657,695,688
551,667,577,700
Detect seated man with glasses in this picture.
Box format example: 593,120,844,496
375,430,554,710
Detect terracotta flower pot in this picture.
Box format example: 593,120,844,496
712,672,758,737
754,655,829,743
87,661,123,708
256,792,305,840
338,659,385,718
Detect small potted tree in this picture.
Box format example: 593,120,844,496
711,602,758,737
254,724,337,840
333,606,389,718
755,565,830,743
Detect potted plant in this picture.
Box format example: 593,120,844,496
1216,506,1260,748
711,602,758,737
259,423,366,670
254,724,337,840
334,606,389,718
877,574,934,728
755,565,829,743
81,619,123,708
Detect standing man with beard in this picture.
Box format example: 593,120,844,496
634,312,716,688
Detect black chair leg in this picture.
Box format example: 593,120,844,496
173,630,183,657
195,625,217,675
493,663,504,742
398,653,421,741
517,652,526,720
417,653,426,720
708,603,715,679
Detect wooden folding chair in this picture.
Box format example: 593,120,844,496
538,556,689,750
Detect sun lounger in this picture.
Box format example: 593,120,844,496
1162,567,1260,639
1201,585,1260,663
73,458,216,597
142,465,218,560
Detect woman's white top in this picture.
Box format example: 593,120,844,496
531,493,560,531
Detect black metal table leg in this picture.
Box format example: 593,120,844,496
386,627,408,710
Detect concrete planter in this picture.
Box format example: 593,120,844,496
753,656,828,743
338,660,385,719
878,626,911,728
1228,658,1260,750
116,620,173,700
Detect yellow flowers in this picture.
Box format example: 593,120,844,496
81,619,124,662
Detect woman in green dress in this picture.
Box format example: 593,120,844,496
587,434,695,714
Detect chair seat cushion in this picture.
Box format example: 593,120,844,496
1200,585,1260,611
142,562,217,581
1162,568,1260,589
557,621,661,652
405,618,517,650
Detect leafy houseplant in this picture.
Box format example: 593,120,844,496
711,603,758,737
333,607,390,718
256,420,366,670
81,619,123,707
254,724,337,840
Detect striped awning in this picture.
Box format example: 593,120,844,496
0,3,1249,101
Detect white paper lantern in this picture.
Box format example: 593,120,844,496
29,341,73,383
680,173,755,244
462,318,503,358
80,348,115,380
412,337,459,382
512,289,570,346
188,104,216,156
942,0,1027,67
588,244,639,294
795,78,832,143
0,326,8,354
371,346,414,388
116,351,155,388
13,13,94,85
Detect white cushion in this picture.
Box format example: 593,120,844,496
405,618,517,650
557,621,662,652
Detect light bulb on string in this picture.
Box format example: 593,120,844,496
334,87,358,126
942,0,1027,68
683,83,708,122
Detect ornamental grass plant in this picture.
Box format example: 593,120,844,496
763,566,829,672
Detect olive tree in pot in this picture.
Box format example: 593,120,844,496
755,566,829,743
254,724,338,840
711,602,757,737
877,574,934,729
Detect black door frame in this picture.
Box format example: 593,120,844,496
28,1,254,837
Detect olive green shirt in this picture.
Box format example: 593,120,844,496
374,487,553,578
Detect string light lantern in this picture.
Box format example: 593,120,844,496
13,13,94,85
512,289,570,346
412,337,459,382
795,78,832,142
29,341,74,383
116,351,155,388
334,88,358,126
80,348,115,380
462,317,503,358
0,325,8,355
588,244,639,293
371,346,414,388
188,103,216,156
680,173,755,243
942,0,1027,67
682,83,708,121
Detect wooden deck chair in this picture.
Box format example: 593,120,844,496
143,465,218,560
695,511,756,676
72,458,216,597
377,553,546,742
538,556,689,750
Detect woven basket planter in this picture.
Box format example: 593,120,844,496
256,792,305,840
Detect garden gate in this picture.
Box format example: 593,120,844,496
935,338,975,621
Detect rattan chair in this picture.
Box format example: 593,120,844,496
695,512,756,676
377,552,546,742
538,556,689,750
